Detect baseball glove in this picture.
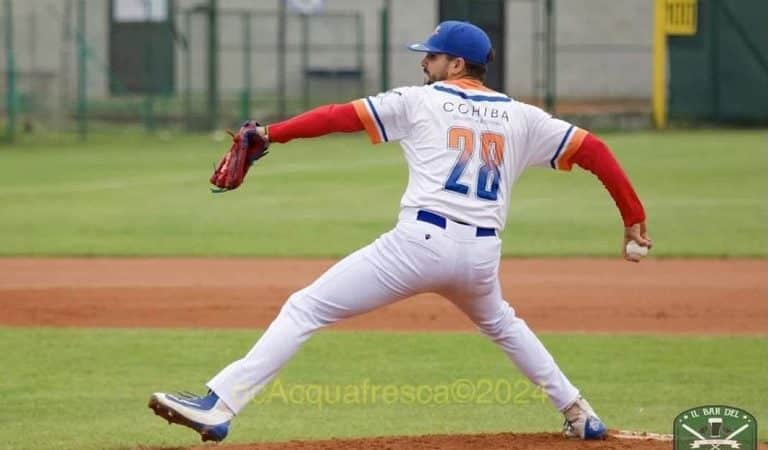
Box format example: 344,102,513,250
209,120,269,193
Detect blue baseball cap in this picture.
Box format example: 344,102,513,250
408,21,492,65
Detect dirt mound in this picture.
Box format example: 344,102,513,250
163,432,673,450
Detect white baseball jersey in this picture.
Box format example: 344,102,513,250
352,79,588,230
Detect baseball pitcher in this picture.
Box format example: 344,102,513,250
149,21,651,442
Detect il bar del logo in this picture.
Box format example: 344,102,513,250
674,405,757,450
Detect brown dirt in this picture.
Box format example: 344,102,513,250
0,258,764,334
2,257,765,450
175,432,675,450
159,432,768,450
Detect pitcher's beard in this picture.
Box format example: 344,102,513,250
423,71,444,85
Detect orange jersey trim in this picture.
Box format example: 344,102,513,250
443,78,495,92
351,99,382,144
556,128,588,171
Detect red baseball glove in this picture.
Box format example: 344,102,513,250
209,120,269,192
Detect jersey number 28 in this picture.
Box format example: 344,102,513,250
444,127,505,201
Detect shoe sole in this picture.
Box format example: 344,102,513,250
148,395,227,442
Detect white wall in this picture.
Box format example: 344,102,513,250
1,0,652,108
554,0,652,99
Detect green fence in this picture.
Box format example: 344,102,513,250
2,0,15,142
4,0,763,143
179,6,364,131
668,0,768,124
0,0,366,141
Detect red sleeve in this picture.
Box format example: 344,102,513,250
570,133,646,227
267,103,364,143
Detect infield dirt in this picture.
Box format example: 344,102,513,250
1,258,764,334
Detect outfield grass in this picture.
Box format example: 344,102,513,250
0,129,765,257
0,327,765,450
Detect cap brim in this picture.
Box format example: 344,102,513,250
407,43,440,53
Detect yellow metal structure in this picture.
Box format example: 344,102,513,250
652,0,698,129
665,0,698,35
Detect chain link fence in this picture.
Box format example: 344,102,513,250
2,0,659,142
1,0,369,140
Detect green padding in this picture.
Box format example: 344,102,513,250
668,0,768,124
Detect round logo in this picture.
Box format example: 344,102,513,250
674,405,757,450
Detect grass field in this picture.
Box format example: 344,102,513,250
0,327,765,450
0,129,765,256
0,129,765,450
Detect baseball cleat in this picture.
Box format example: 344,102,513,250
148,390,233,442
562,396,606,440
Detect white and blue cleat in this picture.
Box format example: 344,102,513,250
562,396,607,440
148,391,233,442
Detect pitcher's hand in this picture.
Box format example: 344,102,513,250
623,222,652,262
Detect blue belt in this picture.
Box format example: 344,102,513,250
416,210,496,237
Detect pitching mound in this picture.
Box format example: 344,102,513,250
156,432,676,450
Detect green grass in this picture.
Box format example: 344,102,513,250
0,327,765,449
0,129,765,256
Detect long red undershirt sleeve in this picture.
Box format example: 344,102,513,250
569,133,646,227
267,103,364,143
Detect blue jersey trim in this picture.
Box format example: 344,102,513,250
549,125,574,169
433,85,511,103
365,97,389,142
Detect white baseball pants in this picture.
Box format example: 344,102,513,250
207,208,579,414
